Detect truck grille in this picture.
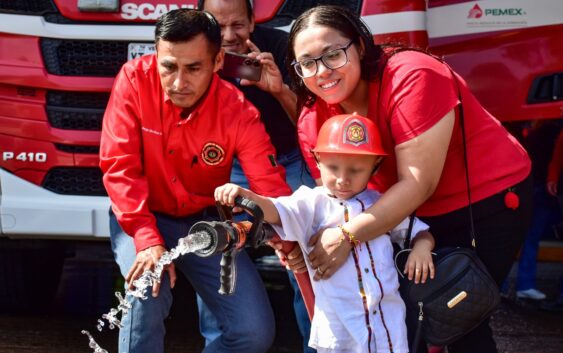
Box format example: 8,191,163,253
42,167,107,196
55,144,100,154
0,0,57,14
41,38,128,77
46,90,110,131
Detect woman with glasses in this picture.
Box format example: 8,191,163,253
287,5,532,353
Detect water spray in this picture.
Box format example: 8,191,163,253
83,197,314,352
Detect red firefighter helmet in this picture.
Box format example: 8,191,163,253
313,114,387,156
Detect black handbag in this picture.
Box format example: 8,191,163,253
394,245,500,348
394,64,500,351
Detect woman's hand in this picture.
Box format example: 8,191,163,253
307,227,352,280
268,241,308,273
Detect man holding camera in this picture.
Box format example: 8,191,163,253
198,1,316,352
100,9,291,353
198,0,312,190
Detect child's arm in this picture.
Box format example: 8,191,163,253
403,230,435,284
214,183,281,225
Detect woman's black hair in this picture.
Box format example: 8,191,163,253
155,9,221,56
287,5,385,113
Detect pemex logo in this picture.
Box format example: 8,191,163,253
468,4,483,19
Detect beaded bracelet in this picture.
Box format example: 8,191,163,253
338,225,361,247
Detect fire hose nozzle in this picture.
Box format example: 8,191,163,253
182,197,315,318
188,221,233,258
184,197,274,295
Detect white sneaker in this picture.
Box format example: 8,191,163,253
516,288,547,300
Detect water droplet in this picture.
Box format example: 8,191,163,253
82,230,214,352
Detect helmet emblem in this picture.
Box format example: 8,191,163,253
343,119,368,147
201,142,225,166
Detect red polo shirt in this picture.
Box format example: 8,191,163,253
100,54,291,252
298,50,530,217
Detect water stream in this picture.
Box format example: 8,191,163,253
82,231,212,352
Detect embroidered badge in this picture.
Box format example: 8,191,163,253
343,119,368,147
201,142,225,166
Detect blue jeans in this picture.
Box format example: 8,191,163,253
199,147,317,352
516,185,562,291
110,212,275,353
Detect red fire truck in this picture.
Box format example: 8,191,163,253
0,0,562,310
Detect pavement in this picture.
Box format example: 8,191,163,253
0,246,561,353
494,261,563,353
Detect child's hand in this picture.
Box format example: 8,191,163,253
214,183,251,206
404,248,435,284
215,183,281,225
403,232,435,284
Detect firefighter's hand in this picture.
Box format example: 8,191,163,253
241,40,284,95
308,227,352,281
269,242,307,273
125,245,176,298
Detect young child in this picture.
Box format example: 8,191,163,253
215,114,435,353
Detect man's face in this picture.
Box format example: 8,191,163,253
202,0,254,54
157,33,223,108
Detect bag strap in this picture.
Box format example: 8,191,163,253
405,65,477,250
411,313,423,353
448,66,477,249
404,213,416,249
380,49,477,249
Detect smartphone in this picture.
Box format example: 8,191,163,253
221,51,262,82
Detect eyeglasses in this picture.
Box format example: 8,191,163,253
292,41,354,78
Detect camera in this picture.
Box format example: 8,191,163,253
221,52,262,82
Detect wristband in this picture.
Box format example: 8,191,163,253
338,225,360,247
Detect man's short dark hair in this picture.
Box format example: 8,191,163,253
155,9,221,55
198,0,253,20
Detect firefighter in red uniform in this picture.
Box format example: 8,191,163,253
99,9,291,353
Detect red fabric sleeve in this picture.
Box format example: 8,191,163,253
547,130,563,184
383,52,459,145
236,103,292,197
297,108,322,180
99,66,164,252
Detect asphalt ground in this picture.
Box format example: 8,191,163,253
0,250,561,353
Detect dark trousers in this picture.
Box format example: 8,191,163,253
418,174,533,353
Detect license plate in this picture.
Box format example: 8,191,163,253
127,43,156,61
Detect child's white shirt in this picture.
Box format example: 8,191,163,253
271,186,429,353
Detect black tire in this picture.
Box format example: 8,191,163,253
0,238,66,313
